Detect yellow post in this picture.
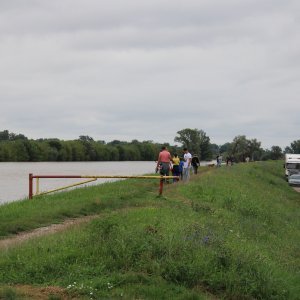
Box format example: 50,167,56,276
36,177,40,195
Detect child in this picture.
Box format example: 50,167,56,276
172,153,180,182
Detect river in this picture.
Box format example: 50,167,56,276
0,161,156,204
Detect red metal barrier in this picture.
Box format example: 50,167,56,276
29,173,33,200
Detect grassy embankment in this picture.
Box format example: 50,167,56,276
0,161,299,299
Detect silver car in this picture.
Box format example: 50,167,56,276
288,173,300,186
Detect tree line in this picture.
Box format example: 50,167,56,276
173,128,300,162
0,129,299,162
0,130,179,162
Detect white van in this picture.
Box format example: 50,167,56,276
284,154,300,178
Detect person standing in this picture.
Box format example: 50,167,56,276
156,146,172,180
183,148,192,182
171,153,180,182
216,155,222,167
218,155,222,167
191,154,200,174
179,157,184,180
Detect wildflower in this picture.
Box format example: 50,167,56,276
107,282,114,289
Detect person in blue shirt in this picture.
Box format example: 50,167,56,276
179,157,184,180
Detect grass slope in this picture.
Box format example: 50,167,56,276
0,161,299,299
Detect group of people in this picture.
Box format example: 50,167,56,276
155,146,200,182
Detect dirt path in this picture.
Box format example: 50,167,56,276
0,215,98,250
294,187,300,193
0,284,74,300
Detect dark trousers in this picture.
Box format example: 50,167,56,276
192,165,198,174
172,165,180,182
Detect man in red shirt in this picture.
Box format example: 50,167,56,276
156,146,172,177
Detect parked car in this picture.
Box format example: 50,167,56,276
288,173,300,186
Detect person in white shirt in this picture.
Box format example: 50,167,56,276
183,148,192,181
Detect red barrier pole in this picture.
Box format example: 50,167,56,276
159,178,164,196
29,173,33,199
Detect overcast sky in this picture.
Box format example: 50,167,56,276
0,0,299,149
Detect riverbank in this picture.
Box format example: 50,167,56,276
0,161,299,299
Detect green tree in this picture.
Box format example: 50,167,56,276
230,136,262,162
140,142,157,161
0,130,27,141
0,130,191,162
94,143,111,161
77,136,97,161
13,140,30,161
58,142,72,161
1,142,17,161
260,149,271,161
108,140,124,146
107,145,119,161
0,143,10,161
78,135,94,143
210,143,219,158
174,128,211,159
0,130,10,141
269,146,283,160
219,142,231,154
230,135,249,162
9,132,28,140
24,140,43,161
48,139,62,151
199,130,212,160
248,138,262,161
174,128,200,156
285,140,300,154
122,145,141,161
70,141,86,161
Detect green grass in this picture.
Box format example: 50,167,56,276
0,161,299,299
0,178,161,238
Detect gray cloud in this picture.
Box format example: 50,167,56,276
0,0,299,149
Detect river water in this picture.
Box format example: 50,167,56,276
0,161,156,204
